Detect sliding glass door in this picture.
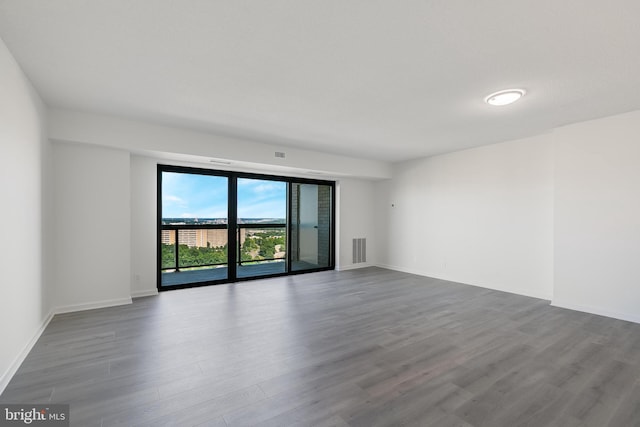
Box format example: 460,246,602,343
291,182,333,272
236,177,287,279
158,166,334,290
159,171,229,287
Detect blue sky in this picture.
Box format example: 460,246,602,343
162,172,286,219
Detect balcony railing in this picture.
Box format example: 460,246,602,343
161,223,286,272
161,224,228,272
237,224,286,266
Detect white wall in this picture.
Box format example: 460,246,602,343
49,109,392,180
0,37,52,393
337,178,377,270
130,155,159,296
52,142,132,311
376,109,640,322
376,134,555,300
553,111,640,323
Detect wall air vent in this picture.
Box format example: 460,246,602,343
352,238,366,264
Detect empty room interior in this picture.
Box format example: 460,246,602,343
2,1,640,426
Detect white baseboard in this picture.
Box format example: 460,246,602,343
336,263,373,271
0,310,55,396
551,300,640,325
375,263,552,301
131,289,158,298
54,297,132,315
375,263,425,276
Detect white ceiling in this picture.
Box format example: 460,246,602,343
1,1,640,162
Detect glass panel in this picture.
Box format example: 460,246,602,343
159,167,333,288
237,226,287,278
291,183,332,271
160,172,229,286
177,229,228,268
161,172,228,224
236,178,287,278
161,229,177,269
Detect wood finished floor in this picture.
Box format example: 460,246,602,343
2,267,640,426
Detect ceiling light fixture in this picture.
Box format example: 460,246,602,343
484,89,526,106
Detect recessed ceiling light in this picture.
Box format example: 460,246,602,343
484,89,526,106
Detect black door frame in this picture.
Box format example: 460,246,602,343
157,164,336,291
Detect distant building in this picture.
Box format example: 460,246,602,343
161,230,176,245
161,228,244,248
